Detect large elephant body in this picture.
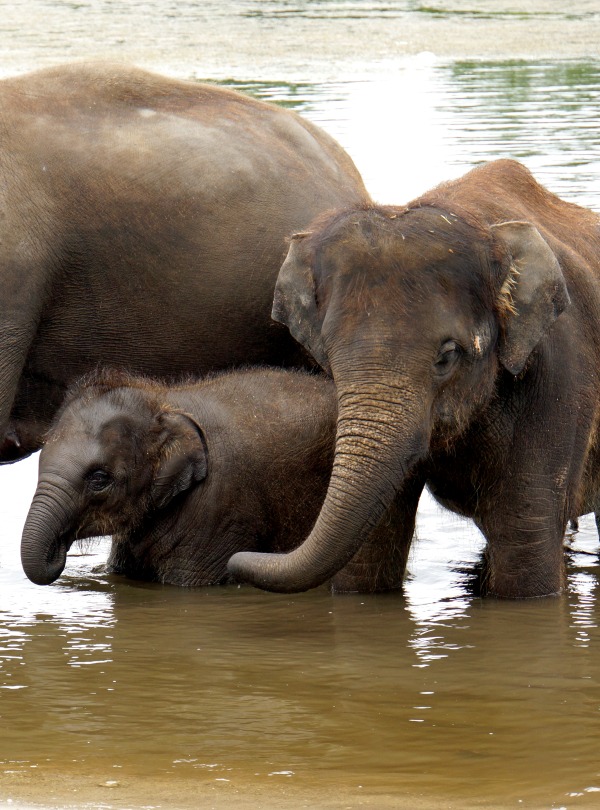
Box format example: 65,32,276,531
0,62,369,461
228,159,600,598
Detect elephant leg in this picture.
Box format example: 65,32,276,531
476,470,568,598
330,474,424,594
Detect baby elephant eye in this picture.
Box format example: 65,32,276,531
86,469,113,492
434,340,462,376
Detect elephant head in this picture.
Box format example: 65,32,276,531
21,373,207,585
227,205,570,592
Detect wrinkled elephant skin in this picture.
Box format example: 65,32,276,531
0,62,369,460
228,159,600,599
20,368,341,587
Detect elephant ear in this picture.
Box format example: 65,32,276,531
151,411,207,510
272,234,331,374
492,220,571,375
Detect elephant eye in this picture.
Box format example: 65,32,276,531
86,469,113,492
434,340,461,376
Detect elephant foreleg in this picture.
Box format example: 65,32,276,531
330,473,424,594
476,470,568,598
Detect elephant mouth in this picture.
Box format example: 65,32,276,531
75,524,104,542
36,524,112,586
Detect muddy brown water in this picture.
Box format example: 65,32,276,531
1,3,600,809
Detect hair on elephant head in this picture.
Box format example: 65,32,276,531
21,367,339,588
227,159,599,599
21,370,208,585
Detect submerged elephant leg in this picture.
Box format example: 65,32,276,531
476,470,568,598
330,474,424,594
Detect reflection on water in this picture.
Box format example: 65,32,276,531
1,57,600,809
2,465,600,808
227,60,600,207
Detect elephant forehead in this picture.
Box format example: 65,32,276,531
317,209,491,293
323,250,490,320
97,417,138,445
56,397,146,446
45,418,146,478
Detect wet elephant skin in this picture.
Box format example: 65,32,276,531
20,368,341,587
228,159,600,599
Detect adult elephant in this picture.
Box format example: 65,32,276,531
228,159,600,598
0,61,369,461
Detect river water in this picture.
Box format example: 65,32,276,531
1,4,600,810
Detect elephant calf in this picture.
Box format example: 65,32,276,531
20,368,342,587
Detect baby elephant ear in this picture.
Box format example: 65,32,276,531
151,411,207,510
492,220,570,375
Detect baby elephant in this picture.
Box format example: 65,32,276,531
20,368,338,588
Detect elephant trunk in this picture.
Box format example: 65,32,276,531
21,473,79,585
228,379,428,592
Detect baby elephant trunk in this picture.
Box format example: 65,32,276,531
21,473,79,585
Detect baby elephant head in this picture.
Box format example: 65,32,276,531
21,378,207,585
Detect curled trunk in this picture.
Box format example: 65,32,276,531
21,473,79,585
228,384,427,592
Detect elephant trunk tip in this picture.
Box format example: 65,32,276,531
227,550,314,593
21,540,68,586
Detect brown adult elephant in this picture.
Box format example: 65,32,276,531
228,159,600,598
0,62,369,461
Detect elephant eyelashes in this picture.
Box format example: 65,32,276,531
433,340,462,377
86,469,113,492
